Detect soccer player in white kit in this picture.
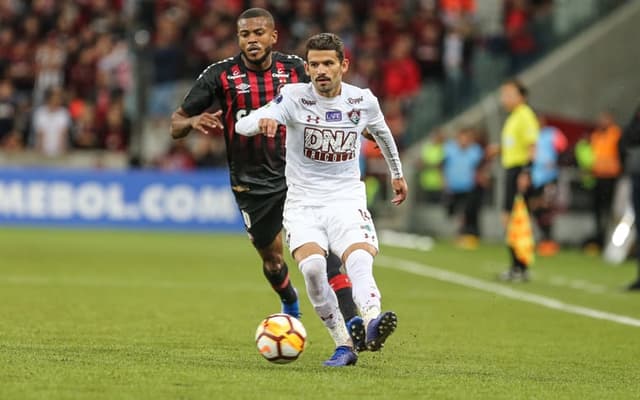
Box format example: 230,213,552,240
236,33,408,367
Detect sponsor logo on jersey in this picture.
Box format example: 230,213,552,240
306,115,320,124
272,68,290,79
300,98,316,106
230,71,246,79
274,94,283,104
303,127,357,162
348,109,361,124
325,110,342,122
347,96,363,104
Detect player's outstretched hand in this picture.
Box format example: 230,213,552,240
191,110,223,135
391,177,408,205
258,118,279,137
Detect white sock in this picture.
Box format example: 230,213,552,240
299,254,351,348
345,249,381,327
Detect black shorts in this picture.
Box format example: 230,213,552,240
236,191,286,249
504,166,524,212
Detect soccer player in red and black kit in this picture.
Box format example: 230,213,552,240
170,8,364,347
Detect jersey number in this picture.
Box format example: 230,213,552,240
236,109,253,120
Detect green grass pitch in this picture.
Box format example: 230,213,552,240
1,228,639,399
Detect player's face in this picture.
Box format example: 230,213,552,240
237,17,277,68
305,50,349,98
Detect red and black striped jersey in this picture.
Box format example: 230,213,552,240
180,52,308,196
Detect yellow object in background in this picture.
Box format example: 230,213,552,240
507,195,535,266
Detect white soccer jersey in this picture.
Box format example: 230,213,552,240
236,82,403,207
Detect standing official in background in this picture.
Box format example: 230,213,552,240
497,80,539,281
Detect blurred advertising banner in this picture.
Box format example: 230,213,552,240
0,168,244,232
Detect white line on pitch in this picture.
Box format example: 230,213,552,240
376,255,640,328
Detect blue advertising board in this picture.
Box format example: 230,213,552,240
0,167,244,231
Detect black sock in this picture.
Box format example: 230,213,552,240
327,252,359,321
263,263,297,304
334,286,358,321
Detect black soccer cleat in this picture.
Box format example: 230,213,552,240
346,316,366,352
365,311,398,352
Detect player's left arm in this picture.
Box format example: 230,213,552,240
364,90,408,205
361,128,376,143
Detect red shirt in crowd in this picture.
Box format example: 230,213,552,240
382,58,421,99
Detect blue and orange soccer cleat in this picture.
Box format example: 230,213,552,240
365,311,398,351
281,289,301,319
346,316,366,352
323,346,358,367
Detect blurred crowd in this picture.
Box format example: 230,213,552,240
0,0,132,155
154,0,555,167
0,0,556,170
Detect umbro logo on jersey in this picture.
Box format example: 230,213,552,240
306,115,320,123
235,83,251,94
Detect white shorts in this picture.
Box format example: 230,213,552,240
283,201,379,258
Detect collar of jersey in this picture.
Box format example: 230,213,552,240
238,52,275,73
310,83,343,104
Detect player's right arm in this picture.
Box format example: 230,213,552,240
235,104,281,137
170,66,223,139
236,87,293,137
170,108,223,139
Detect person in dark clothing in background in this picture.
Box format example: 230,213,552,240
618,104,640,291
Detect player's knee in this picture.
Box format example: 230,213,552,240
262,254,284,273
342,244,376,263
298,254,327,299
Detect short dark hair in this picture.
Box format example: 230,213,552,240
237,8,275,28
504,79,528,98
305,33,345,62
